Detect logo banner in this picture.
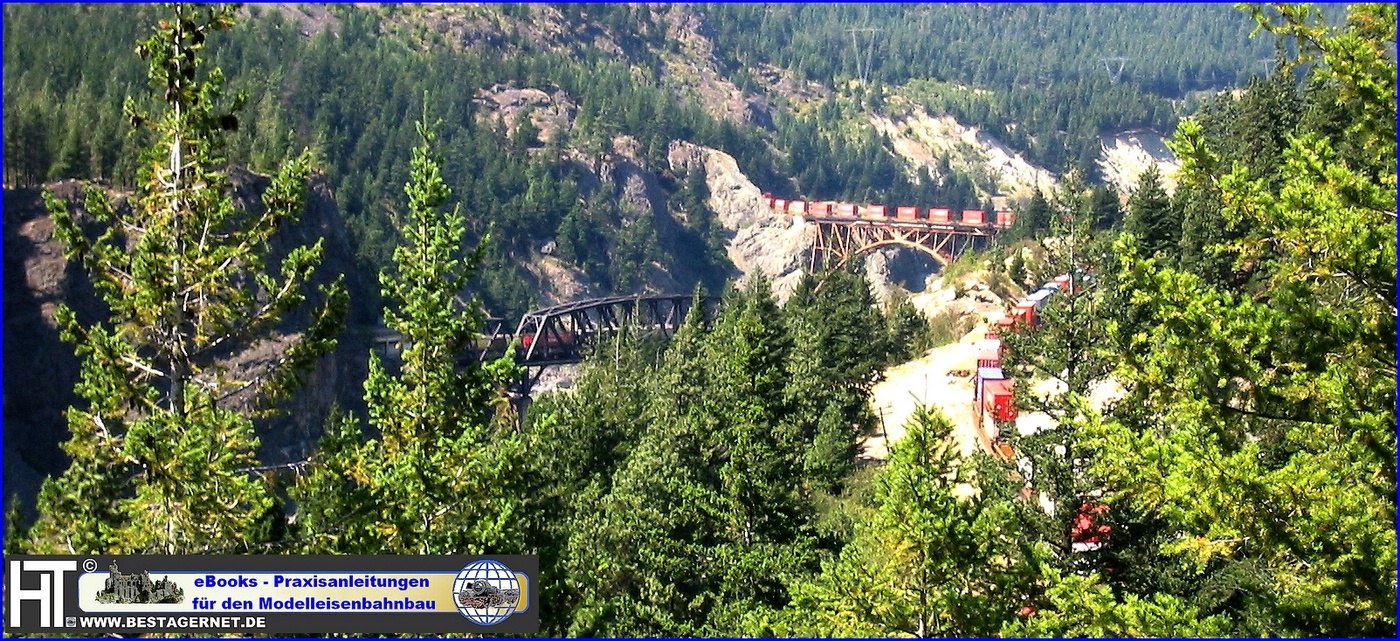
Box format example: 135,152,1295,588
4,555,537,634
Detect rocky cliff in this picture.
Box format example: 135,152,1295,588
667,140,813,297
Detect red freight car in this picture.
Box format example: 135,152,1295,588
521,331,576,350
982,378,1017,422
928,208,952,224
772,198,787,213
994,210,1016,228
809,201,835,216
895,206,919,221
987,316,1017,339
787,200,808,215
961,209,986,225
864,204,888,218
837,203,858,217
1013,300,1037,326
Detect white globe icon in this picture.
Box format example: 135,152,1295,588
452,560,523,626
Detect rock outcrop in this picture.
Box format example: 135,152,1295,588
667,140,814,297
1097,129,1181,195
871,107,1059,203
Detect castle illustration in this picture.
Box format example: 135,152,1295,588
96,562,184,604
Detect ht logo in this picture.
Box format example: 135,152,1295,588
7,559,77,629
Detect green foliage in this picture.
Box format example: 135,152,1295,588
291,114,524,555
1009,189,1052,242
1081,4,1397,635
773,408,1035,637
922,307,976,349
1122,165,1177,259
25,4,346,555
884,298,935,362
521,272,906,635
1003,568,1233,637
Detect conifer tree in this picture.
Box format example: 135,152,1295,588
771,408,1034,637
1122,165,1176,259
294,112,524,555
1078,4,1397,635
27,3,347,554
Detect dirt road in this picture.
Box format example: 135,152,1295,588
864,328,991,462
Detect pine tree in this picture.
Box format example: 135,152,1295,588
293,112,525,555
1088,183,1123,231
772,408,1035,637
999,168,1115,573
1122,165,1177,259
27,4,347,554
1084,4,1397,635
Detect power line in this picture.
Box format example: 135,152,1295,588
848,28,882,86
1101,57,1130,84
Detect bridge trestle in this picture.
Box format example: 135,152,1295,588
808,219,991,272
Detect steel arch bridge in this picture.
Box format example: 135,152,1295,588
510,293,717,363
371,293,719,393
806,218,994,272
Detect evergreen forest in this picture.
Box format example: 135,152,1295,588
3,3,1396,638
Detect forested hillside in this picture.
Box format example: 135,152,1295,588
703,3,1340,173
5,3,1395,638
4,3,1289,317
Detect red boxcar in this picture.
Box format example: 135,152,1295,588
809,201,835,216
895,206,919,221
989,316,1017,338
772,198,787,213
1071,503,1111,552
995,210,1016,228
864,204,888,218
1054,274,1072,294
521,331,575,350
928,208,952,223
1013,301,1037,326
761,194,774,210
961,209,986,225
982,378,1017,422
787,200,808,215
837,203,858,217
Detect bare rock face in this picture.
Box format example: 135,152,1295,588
871,107,1058,204
3,171,375,520
474,85,578,145
1097,130,1180,195
667,140,814,298
658,5,774,129
3,183,104,517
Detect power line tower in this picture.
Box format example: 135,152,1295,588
848,27,882,86
1101,57,1130,84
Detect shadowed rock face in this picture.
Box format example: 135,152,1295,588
2,170,376,524
667,140,813,299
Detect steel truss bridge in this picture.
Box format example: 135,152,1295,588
804,215,996,272
371,294,718,393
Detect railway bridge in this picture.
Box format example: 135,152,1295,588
370,293,718,393
762,196,1014,271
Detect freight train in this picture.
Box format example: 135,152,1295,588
976,272,1108,551
974,273,1080,438
762,194,1016,229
